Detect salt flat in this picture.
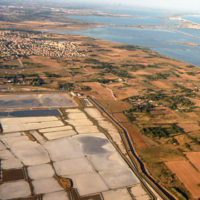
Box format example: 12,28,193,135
0,180,31,200
2,158,23,170
3,137,50,166
69,172,109,196
39,126,73,133
0,93,77,109
131,184,150,200
54,157,94,176
87,152,127,171
68,112,88,119
85,108,104,119
75,125,99,134
0,116,64,133
0,149,16,160
103,188,132,200
44,138,83,161
65,108,81,113
43,191,70,200
0,141,6,150
99,168,139,189
32,178,63,194
44,129,77,140
74,134,116,155
66,119,93,126
28,164,55,180
0,106,149,199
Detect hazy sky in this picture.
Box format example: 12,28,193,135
72,0,200,12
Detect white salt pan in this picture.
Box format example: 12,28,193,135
32,178,63,194
43,191,70,200
54,158,93,176
0,180,31,200
28,164,55,180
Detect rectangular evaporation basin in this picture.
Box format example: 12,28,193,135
0,109,60,118
0,112,9,117
2,169,24,182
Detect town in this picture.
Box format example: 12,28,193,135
0,30,84,59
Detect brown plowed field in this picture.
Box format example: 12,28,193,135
166,160,200,199
185,152,200,171
178,123,200,133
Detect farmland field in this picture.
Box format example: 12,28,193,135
166,160,200,199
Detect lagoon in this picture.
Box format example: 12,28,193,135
67,15,163,26
51,25,200,66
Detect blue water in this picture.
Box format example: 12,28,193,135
57,9,200,66
177,28,200,38
68,15,163,26
99,8,167,17
0,109,60,118
183,15,200,24
50,26,200,65
165,20,181,27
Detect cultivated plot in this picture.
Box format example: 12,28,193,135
166,160,200,199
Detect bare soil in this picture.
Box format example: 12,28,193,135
166,160,200,199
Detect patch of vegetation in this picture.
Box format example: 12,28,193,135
44,72,61,78
123,111,136,122
111,69,132,78
185,143,191,150
0,64,19,69
186,72,196,76
187,65,195,68
147,64,160,68
168,137,179,145
128,103,155,113
81,43,99,48
121,63,146,71
169,188,188,200
90,54,97,57
146,92,166,101
92,62,115,70
69,71,80,76
112,45,139,51
174,84,195,97
84,58,100,64
80,86,91,91
165,95,195,110
143,72,170,80
142,124,184,138
29,77,44,86
18,73,39,77
58,82,74,91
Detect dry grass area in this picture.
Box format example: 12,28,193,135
151,80,173,89
185,152,200,171
178,123,200,133
112,113,129,123
82,82,115,100
121,123,148,148
166,160,200,199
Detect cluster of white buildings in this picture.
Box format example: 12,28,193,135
0,31,84,59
